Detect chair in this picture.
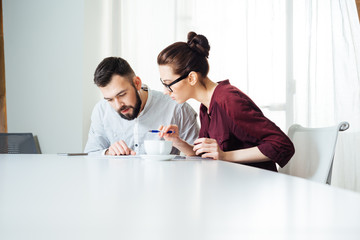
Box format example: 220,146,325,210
279,122,349,184
0,133,41,154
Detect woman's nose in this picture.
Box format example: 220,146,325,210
163,87,170,95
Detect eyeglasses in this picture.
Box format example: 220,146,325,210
160,73,189,92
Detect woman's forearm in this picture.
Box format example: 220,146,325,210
223,146,271,163
172,138,196,156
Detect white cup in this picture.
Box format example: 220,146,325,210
144,140,172,155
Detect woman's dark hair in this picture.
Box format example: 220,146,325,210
157,31,210,78
94,57,135,87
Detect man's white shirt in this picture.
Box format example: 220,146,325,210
84,89,199,155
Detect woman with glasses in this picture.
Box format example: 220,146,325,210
157,31,294,171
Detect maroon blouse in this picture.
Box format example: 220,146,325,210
199,80,295,171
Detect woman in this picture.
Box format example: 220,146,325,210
157,31,294,171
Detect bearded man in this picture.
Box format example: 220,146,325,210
84,57,199,155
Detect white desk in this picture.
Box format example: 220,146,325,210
1,154,360,240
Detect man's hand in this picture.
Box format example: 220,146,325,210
106,140,136,156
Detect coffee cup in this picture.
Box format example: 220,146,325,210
144,140,172,155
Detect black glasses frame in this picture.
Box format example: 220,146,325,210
160,73,189,92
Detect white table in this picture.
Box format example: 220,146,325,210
1,154,360,240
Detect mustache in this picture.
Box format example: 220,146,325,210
119,105,133,112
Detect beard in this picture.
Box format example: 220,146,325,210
117,88,142,121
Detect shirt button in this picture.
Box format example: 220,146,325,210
135,144,138,147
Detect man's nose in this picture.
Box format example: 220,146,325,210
114,97,123,109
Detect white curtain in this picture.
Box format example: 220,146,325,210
119,0,360,192
291,0,360,191
330,0,360,191
119,0,179,90
189,0,288,131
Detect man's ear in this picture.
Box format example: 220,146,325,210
188,72,199,86
133,76,142,90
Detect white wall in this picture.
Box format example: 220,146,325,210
3,0,102,153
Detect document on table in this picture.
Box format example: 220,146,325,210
85,155,140,158
173,156,212,160
85,154,210,160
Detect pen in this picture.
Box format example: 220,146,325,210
148,130,175,134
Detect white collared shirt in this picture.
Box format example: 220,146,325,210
84,89,199,155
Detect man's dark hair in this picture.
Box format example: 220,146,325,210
94,57,136,87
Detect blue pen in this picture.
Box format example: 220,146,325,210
148,130,175,134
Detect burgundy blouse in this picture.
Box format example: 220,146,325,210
199,80,295,171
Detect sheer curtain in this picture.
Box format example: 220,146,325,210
330,1,360,191
119,0,288,129
119,0,178,90
188,0,288,131
291,0,360,191
119,0,360,192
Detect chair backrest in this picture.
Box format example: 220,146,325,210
0,133,40,154
279,122,349,184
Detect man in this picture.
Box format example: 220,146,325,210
84,57,199,155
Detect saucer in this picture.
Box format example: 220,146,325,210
140,154,176,161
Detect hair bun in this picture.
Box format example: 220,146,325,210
187,31,210,58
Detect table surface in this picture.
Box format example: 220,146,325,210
1,154,360,240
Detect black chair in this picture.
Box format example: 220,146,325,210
0,133,41,154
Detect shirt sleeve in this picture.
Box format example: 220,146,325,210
84,103,111,155
174,102,200,145
226,98,294,168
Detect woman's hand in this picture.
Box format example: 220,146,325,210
158,124,197,156
193,138,224,160
158,124,180,144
